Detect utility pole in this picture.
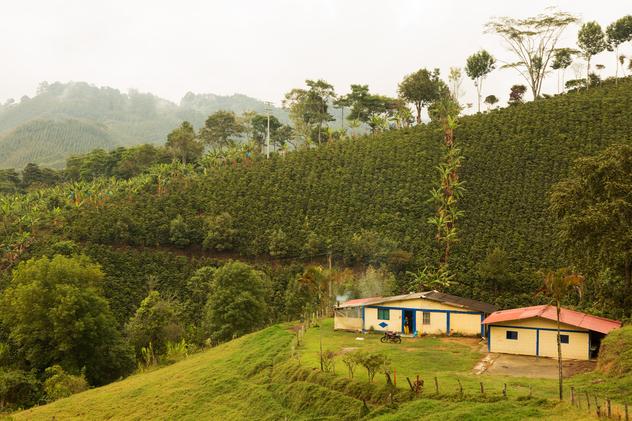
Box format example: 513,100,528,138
264,101,272,159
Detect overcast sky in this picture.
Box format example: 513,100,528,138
1,1,630,108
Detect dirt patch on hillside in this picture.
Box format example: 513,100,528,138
480,354,596,378
439,336,484,349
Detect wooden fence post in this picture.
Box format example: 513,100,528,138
529,385,532,398
586,392,591,410
434,376,439,394
607,398,612,418
480,382,485,395
625,402,628,421
595,395,601,417
406,377,414,392
457,379,463,397
571,387,575,405
503,383,507,398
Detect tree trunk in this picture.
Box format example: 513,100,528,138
557,303,563,400
415,103,422,124
586,57,591,89
615,46,619,81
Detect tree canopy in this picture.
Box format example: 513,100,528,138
465,50,496,112
0,255,134,385
486,9,578,99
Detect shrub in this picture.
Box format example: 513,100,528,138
0,368,40,409
43,365,89,402
203,212,238,251
164,339,189,364
356,352,391,383
268,228,290,258
169,215,191,248
125,291,184,357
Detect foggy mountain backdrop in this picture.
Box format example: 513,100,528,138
0,81,290,169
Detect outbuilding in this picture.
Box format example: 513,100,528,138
483,305,621,360
334,291,496,336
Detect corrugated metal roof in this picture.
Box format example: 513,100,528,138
422,291,497,314
482,305,621,334
337,291,496,313
337,296,382,308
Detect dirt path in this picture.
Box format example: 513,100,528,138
478,354,596,378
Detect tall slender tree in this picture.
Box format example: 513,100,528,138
465,50,496,112
539,269,584,401
606,16,632,79
551,48,576,93
426,92,463,288
578,21,608,87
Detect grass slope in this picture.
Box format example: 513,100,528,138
11,321,606,421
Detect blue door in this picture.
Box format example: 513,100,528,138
402,310,416,334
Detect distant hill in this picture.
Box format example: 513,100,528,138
0,81,288,169
0,119,116,168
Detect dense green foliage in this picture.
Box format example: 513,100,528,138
597,326,632,376
1,79,632,411
0,255,135,386
54,78,632,313
549,144,632,314
203,261,270,343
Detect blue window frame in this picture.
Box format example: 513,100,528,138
560,334,569,344
506,330,518,340
377,308,390,320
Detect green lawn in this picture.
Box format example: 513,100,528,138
302,319,562,399
7,320,628,420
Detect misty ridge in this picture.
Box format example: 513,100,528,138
0,81,291,168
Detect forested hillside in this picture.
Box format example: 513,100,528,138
62,78,632,313
2,79,631,320
0,81,287,168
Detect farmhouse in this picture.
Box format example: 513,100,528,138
483,305,621,360
334,291,496,336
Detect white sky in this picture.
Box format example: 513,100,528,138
1,1,630,108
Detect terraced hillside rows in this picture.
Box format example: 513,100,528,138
65,79,632,311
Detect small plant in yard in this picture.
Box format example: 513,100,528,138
357,352,391,383
342,351,361,379
321,349,336,373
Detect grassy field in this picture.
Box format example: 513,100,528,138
7,320,627,420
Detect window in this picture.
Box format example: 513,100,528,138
422,312,431,325
506,331,518,340
560,334,569,344
377,308,390,320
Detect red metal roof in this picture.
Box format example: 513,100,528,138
482,305,621,334
338,296,382,308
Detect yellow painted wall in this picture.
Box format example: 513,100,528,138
488,317,590,360
450,313,483,336
364,307,402,332
539,330,589,360
489,325,538,356
418,310,447,335
334,316,363,331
